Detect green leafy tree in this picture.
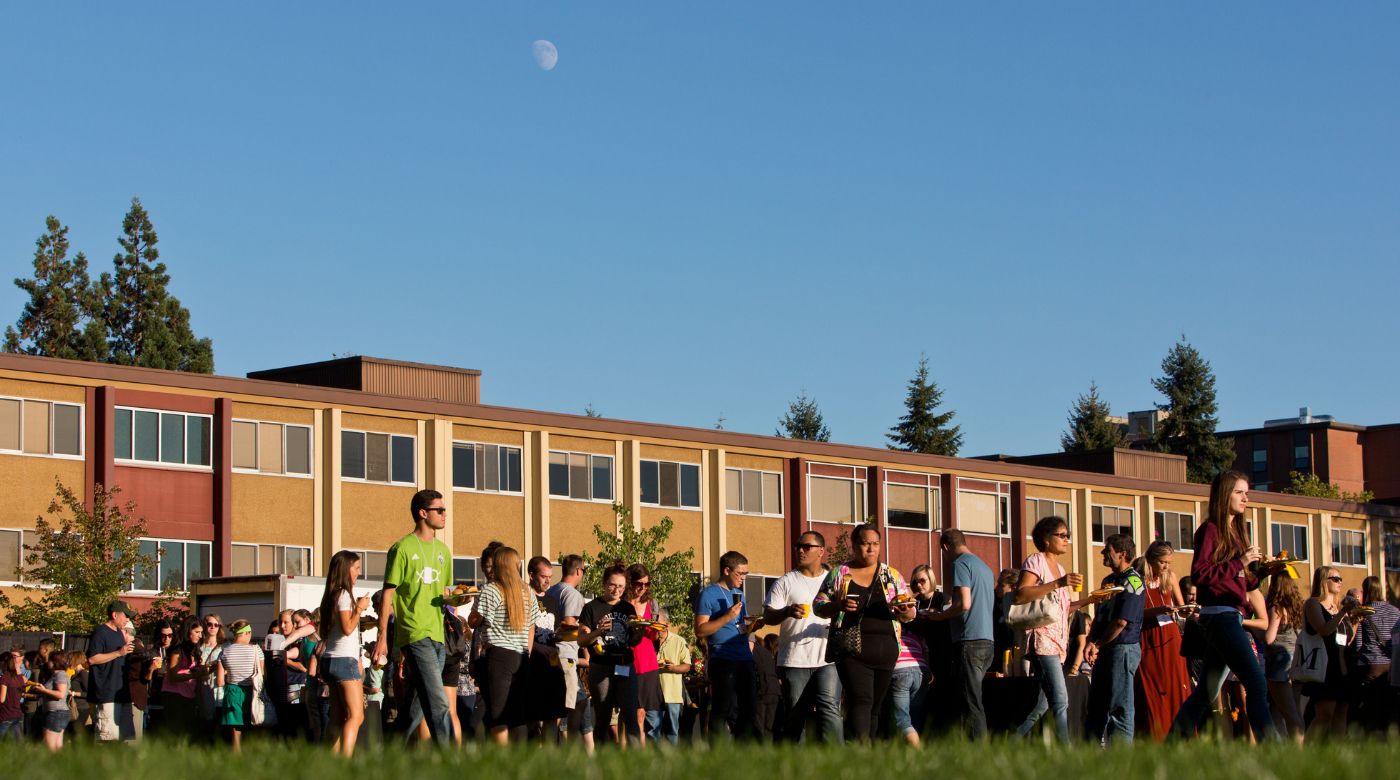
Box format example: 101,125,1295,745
3,216,108,361
887,355,962,455
1281,471,1375,503
100,197,214,373
1061,381,1130,452
0,480,158,633
136,587,194,636
776,389,831,441
1151,336,1237,483
566,504,698,648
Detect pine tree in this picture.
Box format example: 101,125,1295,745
1061,381,1129,452
887,355,962,455
776,390,831,441
1150,336,1237,483
101,198,214,373
3,216,108,361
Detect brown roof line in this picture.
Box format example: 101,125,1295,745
3,353,1396,518
247,355,483,378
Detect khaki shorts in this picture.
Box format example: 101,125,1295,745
94,702,143,742
562,658,579,710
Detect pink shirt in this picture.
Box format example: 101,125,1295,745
630,601,659,675
895,630,928,670
1020,553,1071,659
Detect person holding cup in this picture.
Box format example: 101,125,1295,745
1012,515,1106,742
762,531,842,744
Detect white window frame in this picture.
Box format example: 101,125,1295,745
547,450,615,504
114,405,214,471
346,549,390,581
230,543,313,576
340,429,417,486
1271,522,1310,563
1024,498,1071,541
1153,510,1196,551
726,468,783,517
1330,529,1367,568
129,536,213,593
1090,504,1135,545
0,396,84,461
805,472,867,526
884,471,941,532
0,527,38,586
956,484,1011,538
641,459,704,510
1384,527,1400,572
230,419,314,478
451,440,524,495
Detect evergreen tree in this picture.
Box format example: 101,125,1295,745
887,355,962,455
776,389,831,441
3,216,108,361
1060,381,1129,452
101,198,214,373
1150,336,1236,483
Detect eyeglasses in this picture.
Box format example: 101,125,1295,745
204,622,221,628
632,580,651,587
793,544,822,551
1327,576,1344,583
1052,532,1071,540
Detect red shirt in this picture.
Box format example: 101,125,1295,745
0,671,23,721
1190,521,1259,614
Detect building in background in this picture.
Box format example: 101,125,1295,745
1218,408,1400,504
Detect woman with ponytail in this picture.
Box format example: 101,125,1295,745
468,546,540,744
317,549,370,756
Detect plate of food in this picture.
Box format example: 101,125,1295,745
1091,586,1125,597
444,584,480,606
892,592,916,606
1353,606,1377,617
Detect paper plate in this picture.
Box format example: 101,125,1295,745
1091,586,1125,597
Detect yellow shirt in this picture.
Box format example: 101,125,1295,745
657,633,692,704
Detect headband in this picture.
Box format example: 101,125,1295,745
234,625,252,635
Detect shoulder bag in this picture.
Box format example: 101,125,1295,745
1006,562,1063,632
248,669,279,727
1290,624,1327,684
824,577,874,663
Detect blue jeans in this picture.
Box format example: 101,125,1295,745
1086,643,1141,746
644,703,682,745
400,638,454,746
0,717,21,743
887,666,929,737
779,665,843,744
1016,652,1070,743
1170,610,1280,742
954,640,995,740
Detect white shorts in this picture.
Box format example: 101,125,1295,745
94,702,143,742
562,658,579,709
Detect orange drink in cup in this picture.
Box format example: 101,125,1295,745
796,604,810,618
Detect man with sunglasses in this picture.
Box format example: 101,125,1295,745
762,531,842,744
373,489,454,746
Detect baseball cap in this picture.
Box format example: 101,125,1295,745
107,600,137,618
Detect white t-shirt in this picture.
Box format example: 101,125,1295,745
324,591,362,658
763,570,830,668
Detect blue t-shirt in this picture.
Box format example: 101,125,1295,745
1092,567,1146,645
950,552,994,643
89,624,130,704
697,583,751,661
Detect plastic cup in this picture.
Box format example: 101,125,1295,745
796,604,810,618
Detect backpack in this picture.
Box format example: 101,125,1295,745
444,612,468,658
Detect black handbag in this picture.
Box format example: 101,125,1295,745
825,578,874,662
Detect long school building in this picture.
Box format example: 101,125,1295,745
1,352,1398,616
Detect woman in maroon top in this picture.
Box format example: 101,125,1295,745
1168,469,1280,742
0,652,24,743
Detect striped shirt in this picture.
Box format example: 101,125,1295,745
895,629,928,670
1353,601,1399,666
219,642,261,685
479,582,541,654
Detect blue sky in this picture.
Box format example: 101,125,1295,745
2,4,1397,456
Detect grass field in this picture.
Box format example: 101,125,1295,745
3,739,1400,780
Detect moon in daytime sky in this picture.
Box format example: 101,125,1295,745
533,40,558,70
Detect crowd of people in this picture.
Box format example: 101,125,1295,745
4,473,1400,752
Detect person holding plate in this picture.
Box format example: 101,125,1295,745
1084,534,1146,745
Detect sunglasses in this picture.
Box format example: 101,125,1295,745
1052,532,1071,540
424,507,447,515
1327,576,1344,583
793,543,823,551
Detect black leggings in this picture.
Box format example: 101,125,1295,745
482,647,528,730
836,657,893,740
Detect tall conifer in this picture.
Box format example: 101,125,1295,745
887,356,962,455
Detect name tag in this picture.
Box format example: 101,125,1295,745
1157,613,1173,627
614,665,630,677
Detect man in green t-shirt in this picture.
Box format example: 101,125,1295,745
373,489,453,746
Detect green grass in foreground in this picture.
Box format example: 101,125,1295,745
3,739,1400,780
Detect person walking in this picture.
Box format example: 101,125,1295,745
469,546,540,745
546,554,587,738
88,600,139,743
372,490,455,747
927,529,995,740
1084,533,1146,746
1349,575,1398,735
763,530,843,745
814,524,916,743
1261,573,1305,743
577,562,636,748
1133,541,1192,742
318,550,370,756
217,620,263,753
696,551,758,741
1168,470,1280,742
1301,564,1358,741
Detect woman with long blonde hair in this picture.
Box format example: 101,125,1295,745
1301,564,1357,740
1263,573,1306,743
468,546,540,744
1168,470,1279,742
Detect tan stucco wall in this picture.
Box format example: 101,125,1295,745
549,499,617,560
342,413,416,435
640,507,702,567
640,444,702,463
453,491,525,558
726,452,785,472
0,378,85,404
341,481,417,551
550,435,616,455
1154,497,1196,514
1026,484,1072,502
1092,491,1137,509
231,473,314,546
0,454,85,530
452,425,523,446
232,402,314,425
726,513,784,576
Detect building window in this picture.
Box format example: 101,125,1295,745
232,421,312,476
808,476,865,525
133,538,211,592
231,544,311,576
1154,512,1195,550
1252,434,1268,487
958,490,1006,536
1271,523,1309,560
548,452,613,501
341,430,415,484
887,484,940,530
452,442,522,493
0,397,83,458
114,406,211,468
0,528,40,585
1294,430,1310,471
345,550,389,581
1091,505,1134,544
726,469,782,516
1331,530,1366,567
1384,527,1400,571
452,557,484,586
642,460,701,509
1025,499,1071,539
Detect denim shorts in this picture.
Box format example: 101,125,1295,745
1264,649,1292,683
321,655,362,684
43,710,71,733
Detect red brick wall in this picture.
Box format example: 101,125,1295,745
1363,428,1400,502
1322,429,1366,496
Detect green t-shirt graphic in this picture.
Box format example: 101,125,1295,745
384,533,450,647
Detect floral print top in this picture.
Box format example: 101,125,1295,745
813,562,915,643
